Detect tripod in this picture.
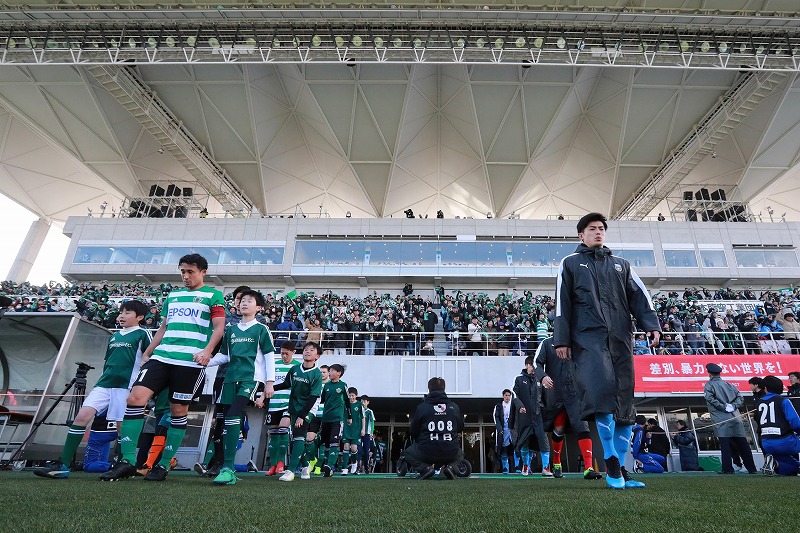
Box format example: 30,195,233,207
1,362,94,469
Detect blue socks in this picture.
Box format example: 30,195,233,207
613,424,633,458
595,413,617,460
540,451,550,472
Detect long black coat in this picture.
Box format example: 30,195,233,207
534,336,589,433
554,243,660,424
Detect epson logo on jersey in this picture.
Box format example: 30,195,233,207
172,392,193,401
230,337,253,344
294,376,311,384
109,342,133,349
168,307,201,319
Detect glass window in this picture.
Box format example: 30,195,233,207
700,249,727,268
219,247,251,265
324,241,364,266
549,242,574,266
135,247,167,264
74,246,113,264
763,249,799,268
164,247,195,265
664,249,698,267
618,249,656,267
400,241,437,266
193,247,221,265
439,241,476,266
109,247,137,264
365,241,402,266
252,247,284,265
294,241,325,265
475,242,510,267
511,242,550,267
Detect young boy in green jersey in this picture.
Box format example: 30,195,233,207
359,395,375,474
272,341,323,482
256,339,300,476
205,289,276,485
341,387,365,476
100,254,226,482
34,300,151,479
319,363,352,477
305,364,329,477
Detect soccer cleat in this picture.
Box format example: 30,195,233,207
279,470,295,482
418,466,435,480
313,466,322,476
323,465,333,478
300,466,311,480
247,460,259,473
541,468,554,477
193,463,207,476
136,467,150,477
350,463,358,475
205,465,221,478
521,465,529,476
99,460,137,481
502,468,509,475
621,466,645,489
275,461,285,475
341,467,348,476
212,467,237,486
396,460,408,478
308,458,317,471
603,456,625,489
144,464,168,481
265,465,277,476
553,464,563,479
33,461,70,479
583,468,603,480
441,464,456,480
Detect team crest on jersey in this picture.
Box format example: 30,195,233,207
615,264,623,272
336,387,342,393
194,296,203,303
434,403,446,413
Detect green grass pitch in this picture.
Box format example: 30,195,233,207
1,471,796,532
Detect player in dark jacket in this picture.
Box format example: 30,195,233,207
554,212,661,489
398,377,464,480
513,357,551,476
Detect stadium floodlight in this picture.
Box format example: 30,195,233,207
718,41,729,54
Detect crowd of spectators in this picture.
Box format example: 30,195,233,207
2,280,798,356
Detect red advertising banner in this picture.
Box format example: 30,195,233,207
634,354,800,394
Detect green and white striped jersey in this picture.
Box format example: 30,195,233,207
268,356,301,411
95,326,152,389
363,407,375,435
310,379,329,417
151,285,225,368
211,320,276,384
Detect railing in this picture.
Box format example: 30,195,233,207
101,327,797,356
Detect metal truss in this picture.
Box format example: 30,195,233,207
4,13,800,69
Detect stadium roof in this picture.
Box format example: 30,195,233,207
1,1,800,223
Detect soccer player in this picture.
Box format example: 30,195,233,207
256,340,300,476
34,300,151,479
360,394,375,474
341,386,365,475
513,356,551,477
272,341,323,482
554,213,660,489
100,254,226,481
319,363,352,477
205,289,275,485
535,335,602,480
304,364,329,476
756,375,800,476
195,285,252,477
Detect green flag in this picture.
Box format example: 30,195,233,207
286,289,297,300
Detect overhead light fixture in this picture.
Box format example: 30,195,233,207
272,38,280,48
476,37,487,48
774,45,784,55
352,35,363,47
532,37,543,48
515,37,526,48
291,37,300,47
556,37,566,49
455,37,465,48
245,37,257,47
658,41,670,52
679,40,690,53
738,43,748,54
165,36,177,47
413,37,423,48
187,36,197,47
494,38,504,49
392,37,402,48
756,44,766,54
209,37,221,48
374,36,384,48
7,38,15,49
718,42,729,54
311,35,322,46
699,41,710,53
575,39,585,51
127,37,137,48
147,37,158,48
335,36,345,47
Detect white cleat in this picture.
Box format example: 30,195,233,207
300,466,311,480
279,471,295,482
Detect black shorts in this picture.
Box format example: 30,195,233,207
266,409,290,426
133,358,206,406
308,416,322,434
320,421,343,447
